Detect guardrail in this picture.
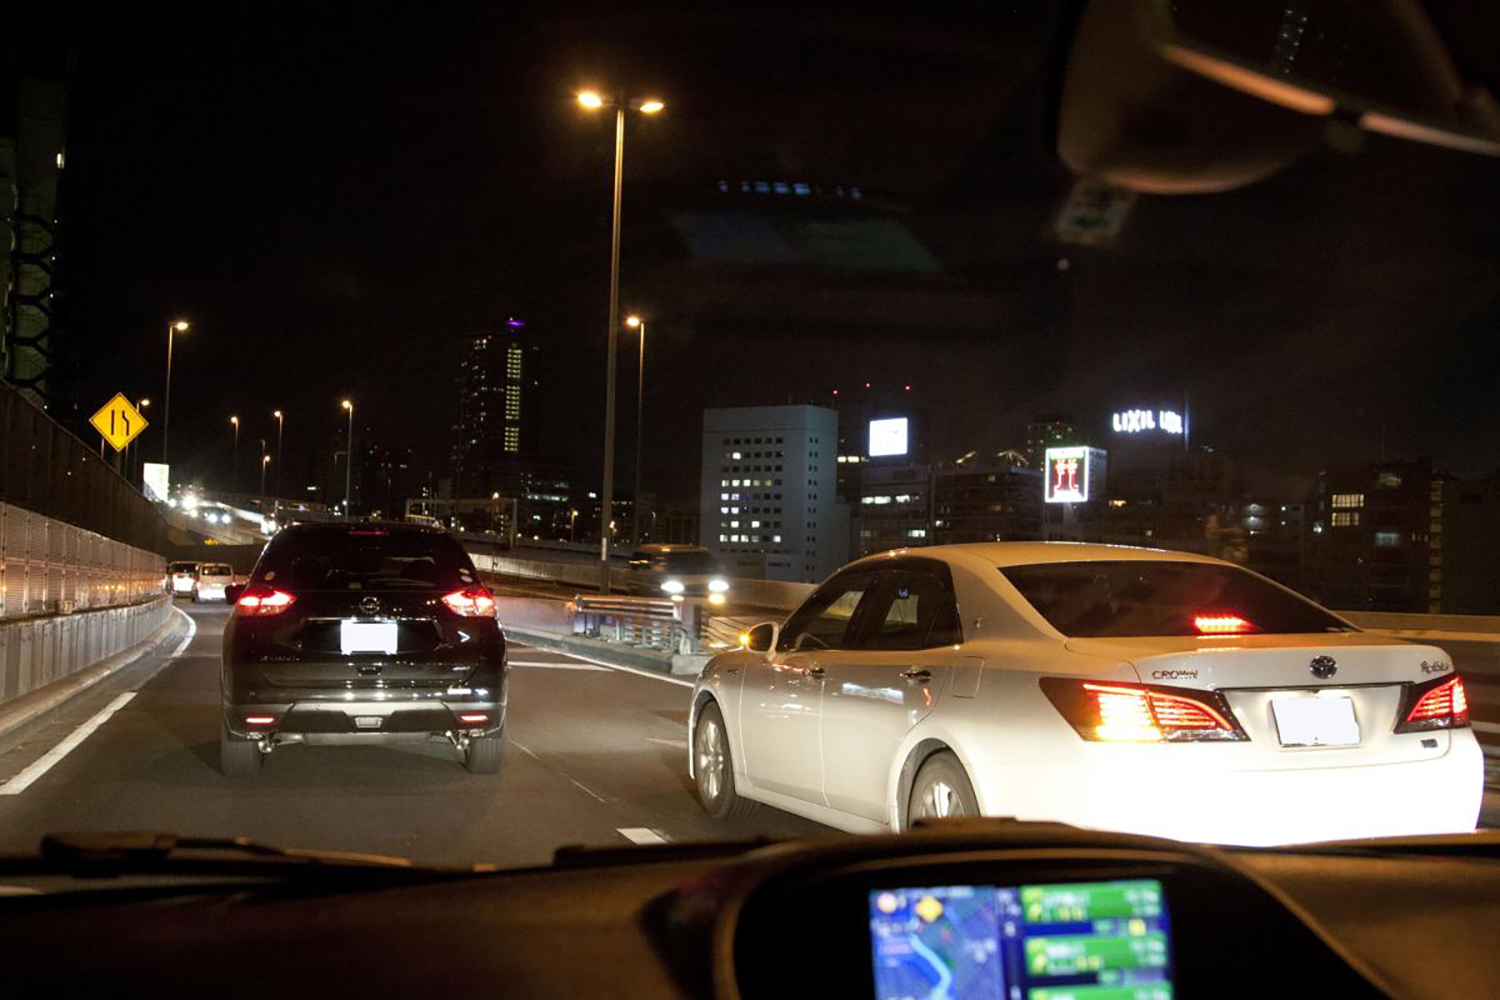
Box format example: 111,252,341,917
1,500,165,620
1,595,171,710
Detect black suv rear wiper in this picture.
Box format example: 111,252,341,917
0,831,476,881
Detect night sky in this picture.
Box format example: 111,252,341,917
27,2,1500,506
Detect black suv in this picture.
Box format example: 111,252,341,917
220,522,506,776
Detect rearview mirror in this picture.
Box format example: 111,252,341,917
1057,0,1500,195
224,583,245,604
741,622,779,654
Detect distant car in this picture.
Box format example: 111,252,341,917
689,542,1482,846
626,544,729,602
219,521,507,777
194,562,236,602
168,561,200,597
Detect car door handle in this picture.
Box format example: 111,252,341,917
901,668,932,683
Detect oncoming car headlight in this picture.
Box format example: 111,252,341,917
660,579,685,594
708,578,729,593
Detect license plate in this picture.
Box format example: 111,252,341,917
340,621,398,655
1272,696,1360,747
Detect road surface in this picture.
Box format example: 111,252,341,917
0,603,825,867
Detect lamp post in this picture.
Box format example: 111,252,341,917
577,89,664,592
272,409,285,501
128,398,150,484
341,399,354,519
229,415,239,493
260,452,271,497
625,315,646,544
162,319,190,465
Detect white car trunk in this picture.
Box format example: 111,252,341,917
1064,633,1456,769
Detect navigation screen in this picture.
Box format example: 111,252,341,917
869,879,1173,1000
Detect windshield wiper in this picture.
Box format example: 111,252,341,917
0,831,471,881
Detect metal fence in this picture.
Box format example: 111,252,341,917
1,380,167,553
0,500,164,620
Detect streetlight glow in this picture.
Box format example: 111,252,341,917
273,409,282,419
638,99,664,114
172,320,190,332
625,315,641,328
577,91,604,109
341,399,352,410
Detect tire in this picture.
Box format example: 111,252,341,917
905,751,979,830
463,733,505,774
220,722,264,777
693,702,757,819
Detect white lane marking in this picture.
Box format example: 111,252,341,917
0,693,136,796
168,605,199,657
644,737,689,750
549,650,696,688
508,660,610,671
617,827,669,845
508,739,613,804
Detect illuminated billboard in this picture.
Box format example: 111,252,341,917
868,417,909,458
1044,447,1107,504
143,463,170,503
1112,408,1184,435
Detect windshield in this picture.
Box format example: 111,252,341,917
1002,561,1355,637
256,527,474,591
0,3,1492,869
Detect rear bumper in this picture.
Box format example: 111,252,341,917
223,695,504,740
970,729,1484,846
196,585,227,600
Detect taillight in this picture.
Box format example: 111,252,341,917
235,584,297,616
1193,614,1254,635
244,715,277,727
1396,674,1470,733
442,586,496,617
1040,677,1247,742
457,712,489,725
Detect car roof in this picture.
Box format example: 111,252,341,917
846,541,1228,572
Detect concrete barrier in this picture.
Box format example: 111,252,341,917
0,596,175,739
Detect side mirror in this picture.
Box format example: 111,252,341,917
740,622,779,654
224,583,245,604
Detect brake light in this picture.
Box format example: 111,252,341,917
1397,675,1469,733
457,712,489,725
1193,614,1253,635
235,584,296,616
442,586,496,617
244,715,277,727
1040,677,1247,742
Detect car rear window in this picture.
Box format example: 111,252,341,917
169,562,198,574
202,564,233,576
663,551,716,574
254,526,476,591
1000,560,1355,638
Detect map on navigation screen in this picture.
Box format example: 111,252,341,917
869,880,1174,1000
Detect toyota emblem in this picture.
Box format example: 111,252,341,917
359,596,381,616
1309,655,1338,679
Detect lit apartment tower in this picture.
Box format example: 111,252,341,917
452,319,538,498
701,405,848,584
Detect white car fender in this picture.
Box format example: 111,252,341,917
688,651,748,778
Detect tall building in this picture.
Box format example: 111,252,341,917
1440,476,1500,614
1310,460,1443,613
931,461,1043,545
854,463,933,556
832,384,929,558
452,319,539,498
1025,415,1076,471
701,405,847,583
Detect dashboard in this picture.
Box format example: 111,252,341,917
3,822,1498,999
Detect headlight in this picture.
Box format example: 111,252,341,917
708,592,726,606
661,579,685,594
708,578,729,593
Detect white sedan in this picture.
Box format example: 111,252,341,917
688,543,1482,846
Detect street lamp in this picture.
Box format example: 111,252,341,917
577,89,664,592
260,452,271,497
625,315,647,544
229,415,239,493
272,409,285,501
163,319,190,465
126,398,150,484
341,399,354,519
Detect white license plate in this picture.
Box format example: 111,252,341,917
340,621,398,655
1272,696,1360,747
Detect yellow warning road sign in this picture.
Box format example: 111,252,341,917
90,393,149,452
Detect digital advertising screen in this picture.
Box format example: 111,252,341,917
869,417,910,458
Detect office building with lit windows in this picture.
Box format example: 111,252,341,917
452,319,539,498
700,405,848,584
